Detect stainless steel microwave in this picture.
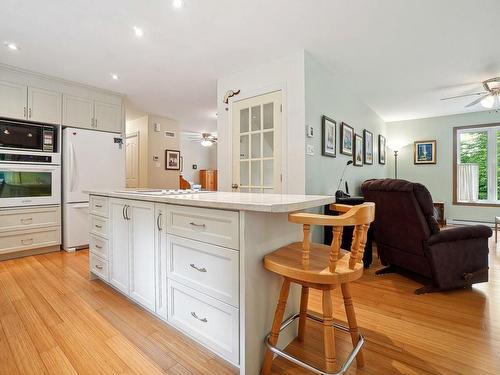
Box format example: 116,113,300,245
0,119,56,152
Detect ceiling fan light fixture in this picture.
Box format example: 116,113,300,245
201,139,213,147
480,95,495,109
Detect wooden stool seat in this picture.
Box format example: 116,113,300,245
264,242,363,285
261,203,375,375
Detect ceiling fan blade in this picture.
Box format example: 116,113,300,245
440,92,486,101
465,93,491,108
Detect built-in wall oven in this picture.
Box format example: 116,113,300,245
0,118,60,207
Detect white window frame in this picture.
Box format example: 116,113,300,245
456,125,499,203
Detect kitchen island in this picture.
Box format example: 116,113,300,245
85,190,335,375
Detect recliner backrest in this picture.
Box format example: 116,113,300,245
361,179,440,257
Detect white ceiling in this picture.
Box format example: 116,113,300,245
1,0,500,130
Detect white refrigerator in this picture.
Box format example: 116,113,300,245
62,128,125,251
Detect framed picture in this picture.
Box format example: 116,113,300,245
340,122,354,156
363,129,373,165
165,149,181,170
414,140,436,164
353,133,363,166
378,135,386,165
321,116,336,157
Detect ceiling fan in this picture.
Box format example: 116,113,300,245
185,132,218,147
441,77,500,109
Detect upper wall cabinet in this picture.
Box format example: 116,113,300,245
28,87,62,124
63,95,122,133
0,81,26,119
94,100,122,133
0,66,123,132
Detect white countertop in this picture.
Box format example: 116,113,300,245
85,190,334,213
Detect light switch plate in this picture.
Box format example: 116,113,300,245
306,125,314,138
306,144,314,156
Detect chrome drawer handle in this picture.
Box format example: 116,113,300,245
95,204,103,208
190,264,207,273
20,218,33,224
95,244,103,249
95,224,102,229
95,264,103,270
21,238,34,245
189,222,206,228
191,312,208,323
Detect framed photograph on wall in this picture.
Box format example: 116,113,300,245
340,122,354,156
321,116,336,157
414,140,436,164
378,135,386,164
165,149,181,170
363,129,373,165
353,134,363,166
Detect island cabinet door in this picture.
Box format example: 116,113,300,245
155,203,168,320
109,199,131,295
128,200,156,311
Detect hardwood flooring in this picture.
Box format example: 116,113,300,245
0,239,499,374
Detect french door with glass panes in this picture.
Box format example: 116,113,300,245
232,91,282,193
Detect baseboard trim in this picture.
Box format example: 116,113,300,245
0,245,60,261
447,219,494,228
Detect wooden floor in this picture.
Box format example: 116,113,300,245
0,239,499,374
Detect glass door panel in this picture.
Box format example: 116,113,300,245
0,171,52,198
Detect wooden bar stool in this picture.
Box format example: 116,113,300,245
262,203,375,375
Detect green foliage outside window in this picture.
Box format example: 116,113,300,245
459,132,487,200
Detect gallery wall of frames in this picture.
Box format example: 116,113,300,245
321,115,386,166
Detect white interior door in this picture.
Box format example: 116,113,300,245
126,133,139,188
232,91,282,193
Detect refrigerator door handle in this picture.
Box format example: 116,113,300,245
69,143,78,192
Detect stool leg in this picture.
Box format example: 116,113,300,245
322,289,337,373
298,286,309,342
262,278,291,375
341,283,365,368
496,220,498,243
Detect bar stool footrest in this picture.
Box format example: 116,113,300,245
264,312,364,375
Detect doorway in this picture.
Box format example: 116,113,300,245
126,132,139,188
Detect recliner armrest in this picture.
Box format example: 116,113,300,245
427,225,492,245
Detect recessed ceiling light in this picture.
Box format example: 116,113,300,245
4,41,19,51
172,0,184,9
133,26,144,37
111,73,119,80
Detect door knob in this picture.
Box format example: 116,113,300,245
231,183,239,189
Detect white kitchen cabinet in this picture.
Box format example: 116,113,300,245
109,199,131,294
0,80,27,120
155,203,168,320
129,200,156,311
62,94,94,128
109,198,156,310
94,100,122,133
27,86,62,124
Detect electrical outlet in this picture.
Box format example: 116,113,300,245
306,144,314,156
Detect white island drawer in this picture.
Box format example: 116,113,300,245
166,205,239,249
89,196,109,218
90,216,108,238
90,253,109,281
168,280,239,365
167,235,239,307
89,234,109,259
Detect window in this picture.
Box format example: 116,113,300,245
455,124,500,203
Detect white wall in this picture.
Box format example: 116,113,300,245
179,134,217,184
217,51,306,194
304,52,388,241
147,115,181,189
387,110,500,223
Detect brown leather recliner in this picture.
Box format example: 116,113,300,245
361,179,491,294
